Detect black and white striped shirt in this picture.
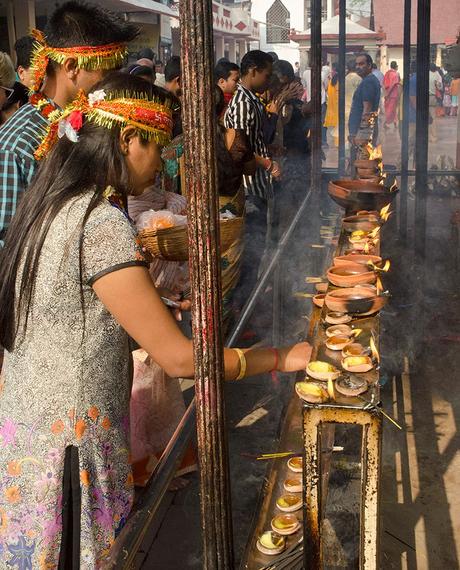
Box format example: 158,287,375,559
224,84,272,199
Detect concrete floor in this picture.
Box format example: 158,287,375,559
134,158,460,568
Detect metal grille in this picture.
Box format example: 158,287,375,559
266,0,290,44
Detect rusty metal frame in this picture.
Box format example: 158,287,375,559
180,0,234,568
303,406,382,569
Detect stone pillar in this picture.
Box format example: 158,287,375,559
237,39,246,63
215,35,225,61
14,0,36,39
380,44,388,73
227,38,236,63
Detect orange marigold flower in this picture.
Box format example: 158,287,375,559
7,460,21,477
80,470,90,486
101,416,111,430
51,419,64,435
88,406,100,421
75,419,87,440
5,486,21,504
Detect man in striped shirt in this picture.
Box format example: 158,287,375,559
224,50,280,302
0,1,138,245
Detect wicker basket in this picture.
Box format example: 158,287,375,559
138,216,244,262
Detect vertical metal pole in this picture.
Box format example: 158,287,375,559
311,0,323,190
179,2,234,568
399,0,411,242
414,0,431,256
338,0,346,175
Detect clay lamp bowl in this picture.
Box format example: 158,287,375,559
271,513,301,536
342,342,366,358
276,494,302,513
327,263,376,288
334,254,382,267
343,214,380,233
312,293,326,308
325,286,388,315
315,282,329,293
326,324,353,337
354,158,382,170
328,179,399,212
325,334,353,351
295,381,328,403
287,456,303,473
335,374,368,397
283,476,302,493
256,531,286,556
357,167,378,177
325,312,352,325
306,360,340,381
342,355,374,373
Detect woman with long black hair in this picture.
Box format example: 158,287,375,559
0,72,311,568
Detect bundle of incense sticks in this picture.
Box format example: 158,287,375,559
255,451,300,461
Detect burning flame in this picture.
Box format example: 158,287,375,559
327,377,335,400
381,259,391,272
351,328,363,338
389,180,398,192
376,275,383,294
369,226,381,239
368,144,382,161
380,204,392,222
370,337,380,363
364,241,372,254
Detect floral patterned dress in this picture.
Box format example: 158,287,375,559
0,192,148,568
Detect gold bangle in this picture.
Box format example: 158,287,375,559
234,348,247,381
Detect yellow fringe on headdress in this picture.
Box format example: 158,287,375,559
35,90,174,160
29,29,128,93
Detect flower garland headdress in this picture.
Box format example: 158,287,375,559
35,88,174,160
29,29,129,93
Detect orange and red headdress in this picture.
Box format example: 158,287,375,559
29,29,129,93
35,88,174,160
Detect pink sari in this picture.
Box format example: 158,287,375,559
383,69,400,125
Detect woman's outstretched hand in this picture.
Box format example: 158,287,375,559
278,342,313,373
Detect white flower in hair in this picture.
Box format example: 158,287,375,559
88,89,106,106
58,119,79,143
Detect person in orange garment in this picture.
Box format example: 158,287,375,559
383,61,401,128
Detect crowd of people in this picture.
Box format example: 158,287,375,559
0,0,453,566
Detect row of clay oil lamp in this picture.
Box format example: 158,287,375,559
256,456,304,556
296,207,393,404
355,144,384,183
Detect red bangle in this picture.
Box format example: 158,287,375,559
269,347,279,372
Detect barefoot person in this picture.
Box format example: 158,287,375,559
0,72,312,568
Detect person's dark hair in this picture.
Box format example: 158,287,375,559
217,57,230,65
331,62,339,86
125,63,155,81
14,35,35,69
267,51,279,63
138,47,155,61
273,60,295,82
410,60,417,74
240,50,273,76
165,55,181,82
45,1,138,48
1,81,28,112
357,53,373,67
390,60,398,69
215,85,225,116
0,72,173,351
346,60,356,72
429,62,437,72
214,61,239,83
